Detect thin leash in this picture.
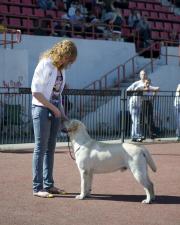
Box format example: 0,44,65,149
67,134,75,160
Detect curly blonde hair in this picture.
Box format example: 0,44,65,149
40,39,77,70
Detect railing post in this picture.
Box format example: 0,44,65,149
122,64,125,80
150,44,153,73
165,41,168,65
121,89,125,143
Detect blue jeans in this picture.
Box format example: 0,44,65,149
32,105,61,192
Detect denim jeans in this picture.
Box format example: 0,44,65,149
129,105,142,139
32,105,61,192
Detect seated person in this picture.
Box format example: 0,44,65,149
128,9,141,28
37,0,57,10
108,8,125,32
136,16,151,48
69,8,85,35
0,17,7,33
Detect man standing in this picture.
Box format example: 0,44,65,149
127,70,147,142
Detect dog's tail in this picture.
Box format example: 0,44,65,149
143,149,157,172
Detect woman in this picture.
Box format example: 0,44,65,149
31,39,77,198
174,84,180,141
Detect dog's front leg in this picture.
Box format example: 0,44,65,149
76,170,89,200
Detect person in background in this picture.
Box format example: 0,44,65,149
126,70,148,142
128,9,141,28
140,78,159,139
174,84,180,141
37,0,58,10
31,40,77,198
0,17,7,33
136,15,151,48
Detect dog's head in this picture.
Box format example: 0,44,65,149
63,119,86,134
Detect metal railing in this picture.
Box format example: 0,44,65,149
0,29,21,48
0,87,178,144
83,41,180,90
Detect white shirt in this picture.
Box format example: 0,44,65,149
126,80,144,91
31,58,65,106
174,84,180,108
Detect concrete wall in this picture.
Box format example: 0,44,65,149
0,35,136,88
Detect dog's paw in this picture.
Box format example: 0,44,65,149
75,194,85,200
142,199,152,204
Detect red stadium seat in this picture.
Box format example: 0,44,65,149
22,7,33,16
128,2,136,9
160,31,169,40
9,6,21,15
150,12,158,20
172,23,180,32
155,22,164,30
34,8,45,17
0,5,8,14
141,11,149,17
123,9,130,17
159,13,167,20
9,0,21,3
164,22,172,31
21,0,33,5
22,19,34,29
146,3,154,11
137,2,146,10
46,10,57,18
151,31,160,40
9,18,21,27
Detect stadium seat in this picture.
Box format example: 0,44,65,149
159,13,167,20
172,23,180,32
141,11,149,17
137,2,145,10
9,18,21,27
123,9,130,17
146,3,154,11
150,12,158,20
21,0,33,5
9,0,21,3
164,22,172,31
155,22,164,30
22,19,34,29
22,7,33,16
160,31,169,40
151,31,160,40
9,6,21,15
128,2,136,9
0,5,8,14
34,8,45,17
45,10,57,18
167,14,176,21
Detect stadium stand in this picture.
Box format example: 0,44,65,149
0,0,179,50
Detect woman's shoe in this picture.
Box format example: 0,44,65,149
33,190,54,198
47,186,66,194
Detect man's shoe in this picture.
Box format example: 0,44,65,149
136,138,143,142
131,138,137,142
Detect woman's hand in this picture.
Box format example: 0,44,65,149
52,105,61,118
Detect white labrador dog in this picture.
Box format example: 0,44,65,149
64,119,157,204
